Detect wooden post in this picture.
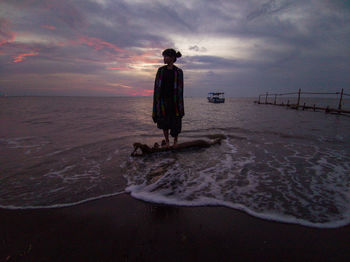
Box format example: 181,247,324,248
313,104,316,111
274,94,277,105
338,88,344,110
258,95,261,104
265,92,268,104
287,100,289,106
296,88,301,109
303,102,306,110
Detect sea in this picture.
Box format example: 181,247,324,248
1,96,350,228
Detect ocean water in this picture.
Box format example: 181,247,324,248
1,96,350,228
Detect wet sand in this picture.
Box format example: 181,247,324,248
1,193,349,261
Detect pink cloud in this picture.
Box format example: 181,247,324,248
56,41,69,47
107,66,131,71
131,89,153,97
129,50,160,65
67,35,162,70
13,51,39,63
77,35,126,53
41,25,56,30
78,84,137,96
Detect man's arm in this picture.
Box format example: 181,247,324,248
152,68,160,123
178,69,184,117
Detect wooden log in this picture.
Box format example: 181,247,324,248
131,135,226,157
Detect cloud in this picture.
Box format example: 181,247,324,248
106,66,131,71
106,83,134,89
13,51,39,63
76,35,126,53
41,25,56,30
183,55,246,71
247,0,292,21
189,45,207,52
0,18,16,47
131,89,153,96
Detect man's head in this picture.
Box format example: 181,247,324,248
162,48,182,64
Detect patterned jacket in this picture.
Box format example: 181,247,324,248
152,65,184,122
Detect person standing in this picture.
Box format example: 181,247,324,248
152,49,184,148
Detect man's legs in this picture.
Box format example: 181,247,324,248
173,136,178,147
170,116,181,147
163,129,169,148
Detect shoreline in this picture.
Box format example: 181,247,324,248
1,193,350,261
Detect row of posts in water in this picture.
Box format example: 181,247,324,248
255,88,350,115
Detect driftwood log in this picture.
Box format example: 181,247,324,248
131,134,226,157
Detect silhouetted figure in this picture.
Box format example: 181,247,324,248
152,49,184,148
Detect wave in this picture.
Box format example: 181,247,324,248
0,191,125,210
123,136,350,229
127,188,350,229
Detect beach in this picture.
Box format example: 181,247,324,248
1,193,350,261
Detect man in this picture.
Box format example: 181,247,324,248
152,49,184,148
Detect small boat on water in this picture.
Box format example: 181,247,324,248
207,92,225,103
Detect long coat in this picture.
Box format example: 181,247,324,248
152,65,184,123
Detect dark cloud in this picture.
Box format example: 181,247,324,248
183,55,248,70
189,45,207,52
2,0,86,29
247,0,292,21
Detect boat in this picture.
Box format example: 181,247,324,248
207,92,225,103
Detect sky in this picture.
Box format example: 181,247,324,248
0,0,350,97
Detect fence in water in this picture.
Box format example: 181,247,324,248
254,88,350,115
